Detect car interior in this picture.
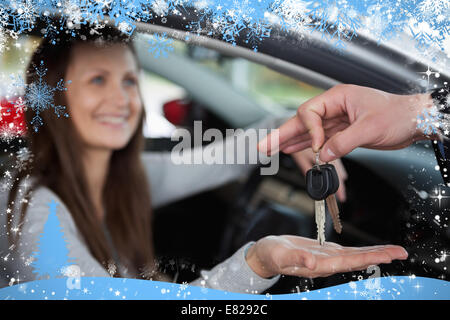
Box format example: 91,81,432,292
0,22,448,294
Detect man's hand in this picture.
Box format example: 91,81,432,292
245,235,408,279
290,148,348,202
258,84,433,162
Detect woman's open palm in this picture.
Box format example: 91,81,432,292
246,235,408,279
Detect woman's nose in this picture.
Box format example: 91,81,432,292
109,81,129,108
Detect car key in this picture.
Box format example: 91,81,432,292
315,197,326,245
306,154,342,244
306,153,330,245
326,194,342,233
321,163,343,234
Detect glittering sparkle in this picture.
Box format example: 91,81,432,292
429,187,450,207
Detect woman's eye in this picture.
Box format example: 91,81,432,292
124,78,137,86
91,75,104,84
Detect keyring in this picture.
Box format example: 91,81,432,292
313,151,321,170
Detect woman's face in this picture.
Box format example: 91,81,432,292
65,42,142,151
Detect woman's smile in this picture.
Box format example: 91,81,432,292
94,113,130,128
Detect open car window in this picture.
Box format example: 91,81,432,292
136,32,324,138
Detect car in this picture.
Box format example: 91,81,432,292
1,6,449,293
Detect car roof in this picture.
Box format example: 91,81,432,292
17,9,449,93
130,9,450,94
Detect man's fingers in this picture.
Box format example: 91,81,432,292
380,245,409,260
322,251,392,274
323,122,351,140
298,105,325,153
279,118,349,151
259,85,352,156
296,257,375,278
297,86,350,152
319,121,369,162
281,139,312,154
273,237,407,278
292,249,317,270
332,159,348,181
258,116,307,155
336,183,347,203
278,132,311,151
332,159,348,202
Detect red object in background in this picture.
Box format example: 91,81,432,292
163,99,191,126
0,97,27,136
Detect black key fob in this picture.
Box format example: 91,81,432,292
306,167,332,200
321,164,340,194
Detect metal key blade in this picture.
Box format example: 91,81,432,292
326,194,342,234
315,199,326,245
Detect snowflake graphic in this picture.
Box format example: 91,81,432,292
0,170,14,192
0,27,6,54
15,150,27,162
270,0,310,34
9,0,39,33
417,107,444,136
16,60,71,132
116,21,134,34
0,0,447,67
14,158,28,172
0,6,9,27
417,0,450,24
347,277,386,300
0,123,22,143
409,19,443,56
245,22,272,52
107,0,142,36
107,261,117,276
152,0,170,16
24,255,35,267
184,0,274,51
166,0,188,15
175,281,190,298
411,28,434,52
179,281,188,291
14,147,34,172
10,96,27,114
63,0,84,31
360,286,385,300
9,72,26,94
304,1,361,51
147,33,174,58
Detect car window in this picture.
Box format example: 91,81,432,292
166,38,324,111
137,32,324,137
0,34,40,96
139,70,182,138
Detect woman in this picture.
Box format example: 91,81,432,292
0,25,408,293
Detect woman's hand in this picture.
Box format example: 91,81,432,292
290,148,348,202
245,235,408,279
258,84,433,163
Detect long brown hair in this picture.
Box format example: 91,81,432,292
7,25,159,279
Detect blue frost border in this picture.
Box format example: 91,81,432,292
0,0,448,53
0,276,449,300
